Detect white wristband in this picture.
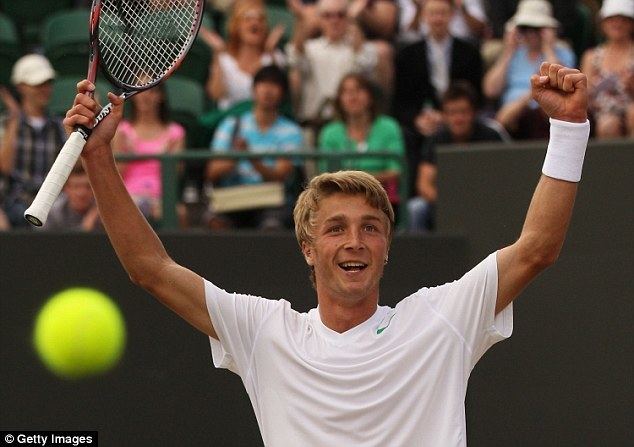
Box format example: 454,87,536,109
542,118,590,182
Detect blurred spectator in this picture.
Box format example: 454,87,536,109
44,163,101,231
407,81,508,232
348,0,398,40
398,0,488,46
485,0,580,40
0,209,8,231
347,0,398,104
207,0,235,16
112,83,185,223
288,0,398,41
0,55,65,229
394,0,483,133
206,66,303,230
482,0,575,139
287,0,326,40
482,1,594,69
393,0,483,195
286,0,384,142
318,73,405,212
201,0,286,110
581,0,634,138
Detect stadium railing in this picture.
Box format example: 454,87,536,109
116,150,409,230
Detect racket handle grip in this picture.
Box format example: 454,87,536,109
24,131,87,226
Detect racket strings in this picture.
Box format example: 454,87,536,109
99,0,200,88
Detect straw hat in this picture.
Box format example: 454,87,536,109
509,0,559,29
600,0,634,20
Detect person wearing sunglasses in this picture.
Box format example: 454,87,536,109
200,0,287,111
286,0,382,142
580,0,634,138
483,0,575,139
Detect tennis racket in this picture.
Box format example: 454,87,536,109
24,0,204,226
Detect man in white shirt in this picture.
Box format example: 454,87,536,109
64,62,590,446
286,0,380,126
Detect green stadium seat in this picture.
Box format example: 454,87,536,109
568,2,596,61
265,5,295,49
220,5,295,49
0,0,74,48
164,76,206,147
175,11,213,84
49,75,112,118
0,12,20,86
42,9,91,78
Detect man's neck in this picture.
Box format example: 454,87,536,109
428,32,450,45
452,127,474,143
317,293,379,333
254,107,277,130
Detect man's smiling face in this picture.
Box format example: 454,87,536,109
303,193,389,306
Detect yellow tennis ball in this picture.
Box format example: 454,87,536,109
33,287,126,379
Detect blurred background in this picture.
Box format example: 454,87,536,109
1,0,633,445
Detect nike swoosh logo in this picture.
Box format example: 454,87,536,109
376,313,396,334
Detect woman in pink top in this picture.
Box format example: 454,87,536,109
113,84,185,221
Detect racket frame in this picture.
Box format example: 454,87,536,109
23,0,204,226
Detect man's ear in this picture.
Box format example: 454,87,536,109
302,242,314,266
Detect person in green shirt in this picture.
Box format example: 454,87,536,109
318,73,405,210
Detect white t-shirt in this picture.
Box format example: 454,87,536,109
285,37,378,121
205,252,512,446
398,0,488,44
217,51,286,111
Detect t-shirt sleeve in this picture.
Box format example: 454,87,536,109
317,124,339,172
277,123,304,153
383,119,405,172
204,279,283,377
168,122,186,142
210,117,237,152
425,252,513,368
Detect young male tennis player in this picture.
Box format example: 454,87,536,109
65,62,589,445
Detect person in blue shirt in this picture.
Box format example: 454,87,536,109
483,0,576,139
206,65,304,229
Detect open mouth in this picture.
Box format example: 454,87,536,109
338,262,368,272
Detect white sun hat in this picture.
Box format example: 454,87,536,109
600,0,634,19
11,54,56,86
509,0,560,28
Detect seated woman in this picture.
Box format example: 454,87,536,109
112,84,185,223
318,73,404,213
580,0,634,138
482,0,575,139
201,0,286,110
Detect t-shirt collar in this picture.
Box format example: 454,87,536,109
310,304,387,343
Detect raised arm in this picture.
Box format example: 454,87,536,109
496,63,589,314
65,81,216,338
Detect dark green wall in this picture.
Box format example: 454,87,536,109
437,139,633,446
1,140,632,446
0,233,468,446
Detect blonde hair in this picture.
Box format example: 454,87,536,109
226,0,267,56
293,170,395,250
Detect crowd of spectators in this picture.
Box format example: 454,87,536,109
1,0,632,233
